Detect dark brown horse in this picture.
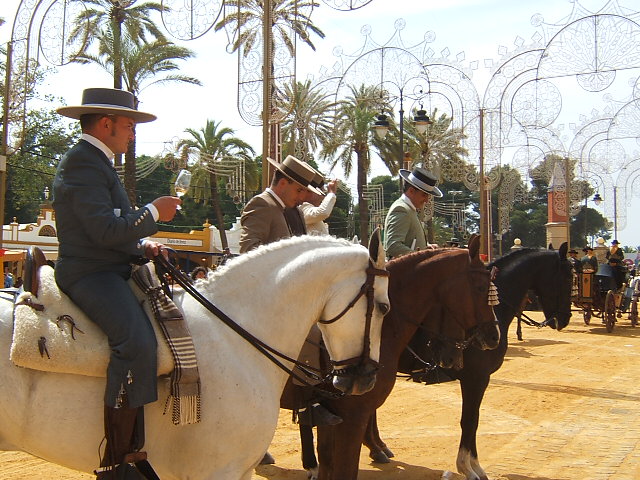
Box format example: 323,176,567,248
293,235,500,480
363,243,572,480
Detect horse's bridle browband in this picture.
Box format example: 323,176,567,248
154,254,388,391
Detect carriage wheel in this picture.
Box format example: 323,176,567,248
604,291,616,333
583,308,591,325
631,299,638,327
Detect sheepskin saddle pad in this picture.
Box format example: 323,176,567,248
10,264,174,377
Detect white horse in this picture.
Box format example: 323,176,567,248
0,235,389,480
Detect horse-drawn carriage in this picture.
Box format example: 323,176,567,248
573,263,635,332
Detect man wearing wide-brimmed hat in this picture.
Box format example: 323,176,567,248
54,87,181,479
384,166,443,259
606,239,625,263
239,155,319,253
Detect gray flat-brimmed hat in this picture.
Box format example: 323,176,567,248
266,155,322,194
57,88,156,123
399,167,443,197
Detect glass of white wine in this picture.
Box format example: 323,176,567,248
174,169,192,210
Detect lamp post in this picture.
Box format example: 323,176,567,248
449,190,463,238
613,186,617,241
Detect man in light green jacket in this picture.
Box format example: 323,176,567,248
384,166,443,259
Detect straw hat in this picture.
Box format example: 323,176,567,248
266,155,322,194
57,88,156,123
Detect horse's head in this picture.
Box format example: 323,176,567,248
433,235,500,352
533,242,573,330
386,235,499,372
318,228,390,395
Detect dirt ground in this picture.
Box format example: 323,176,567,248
1,310,639,480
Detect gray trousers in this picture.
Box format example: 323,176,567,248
59,268,158,408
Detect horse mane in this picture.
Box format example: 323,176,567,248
387,248,466,278
194,235,362,293
489,247,556,273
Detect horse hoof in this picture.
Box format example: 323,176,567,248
260,451,276,465
307,466,319,480
369,450,390,463
382,446,395,458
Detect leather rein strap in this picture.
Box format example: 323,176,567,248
153,254,387,389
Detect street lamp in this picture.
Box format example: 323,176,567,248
372,105,432,147
593,192,602,205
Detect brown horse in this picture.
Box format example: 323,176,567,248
294,235,500,480
364,243,573,480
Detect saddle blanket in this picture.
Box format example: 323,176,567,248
10,265,174,377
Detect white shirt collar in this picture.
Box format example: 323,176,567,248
81,133,115,163
401,193,416,211
266,187,286,208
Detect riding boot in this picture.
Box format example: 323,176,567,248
96,404,147,480
297,402,342,427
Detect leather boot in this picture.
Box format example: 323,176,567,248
297,403,342,427
95,463,145,480
101,405,142,468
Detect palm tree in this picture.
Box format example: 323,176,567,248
178,120,256,250
407,108,468,179
214,0,325,56
73,31,201,203
320,84,388,244
68,0,167,90
280,80,335,162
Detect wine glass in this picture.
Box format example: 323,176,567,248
174,169,192,210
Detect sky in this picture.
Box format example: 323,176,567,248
2,0,640,246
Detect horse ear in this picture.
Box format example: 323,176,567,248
558,242,568,259
368,227,386,269
548,243,554,250
467,234,480,259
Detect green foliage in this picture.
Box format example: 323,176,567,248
5,105,79,223
280,80,336,162
214,0,326,56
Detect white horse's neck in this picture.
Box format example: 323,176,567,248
182,236,370,378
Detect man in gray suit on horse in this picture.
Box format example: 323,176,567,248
53,87,181,479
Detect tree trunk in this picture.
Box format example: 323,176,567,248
210,171,229,250
357,150,368,246
112,18,123,169
124,137,136,205
124,92,139,205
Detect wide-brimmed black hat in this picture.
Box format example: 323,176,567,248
399,167,443,197
611,239,620,245
57,88,156,123
266,155,321,194
568,248,579,254
583,246,593,252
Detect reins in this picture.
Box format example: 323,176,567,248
153,253,388,392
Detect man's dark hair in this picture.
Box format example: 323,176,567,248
271,169,292,187
79,113,109,130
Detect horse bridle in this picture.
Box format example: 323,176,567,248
154,253,388,390
318,262,389,376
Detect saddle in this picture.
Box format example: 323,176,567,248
10,247,174,377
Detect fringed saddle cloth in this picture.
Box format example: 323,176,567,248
10,263,201,425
